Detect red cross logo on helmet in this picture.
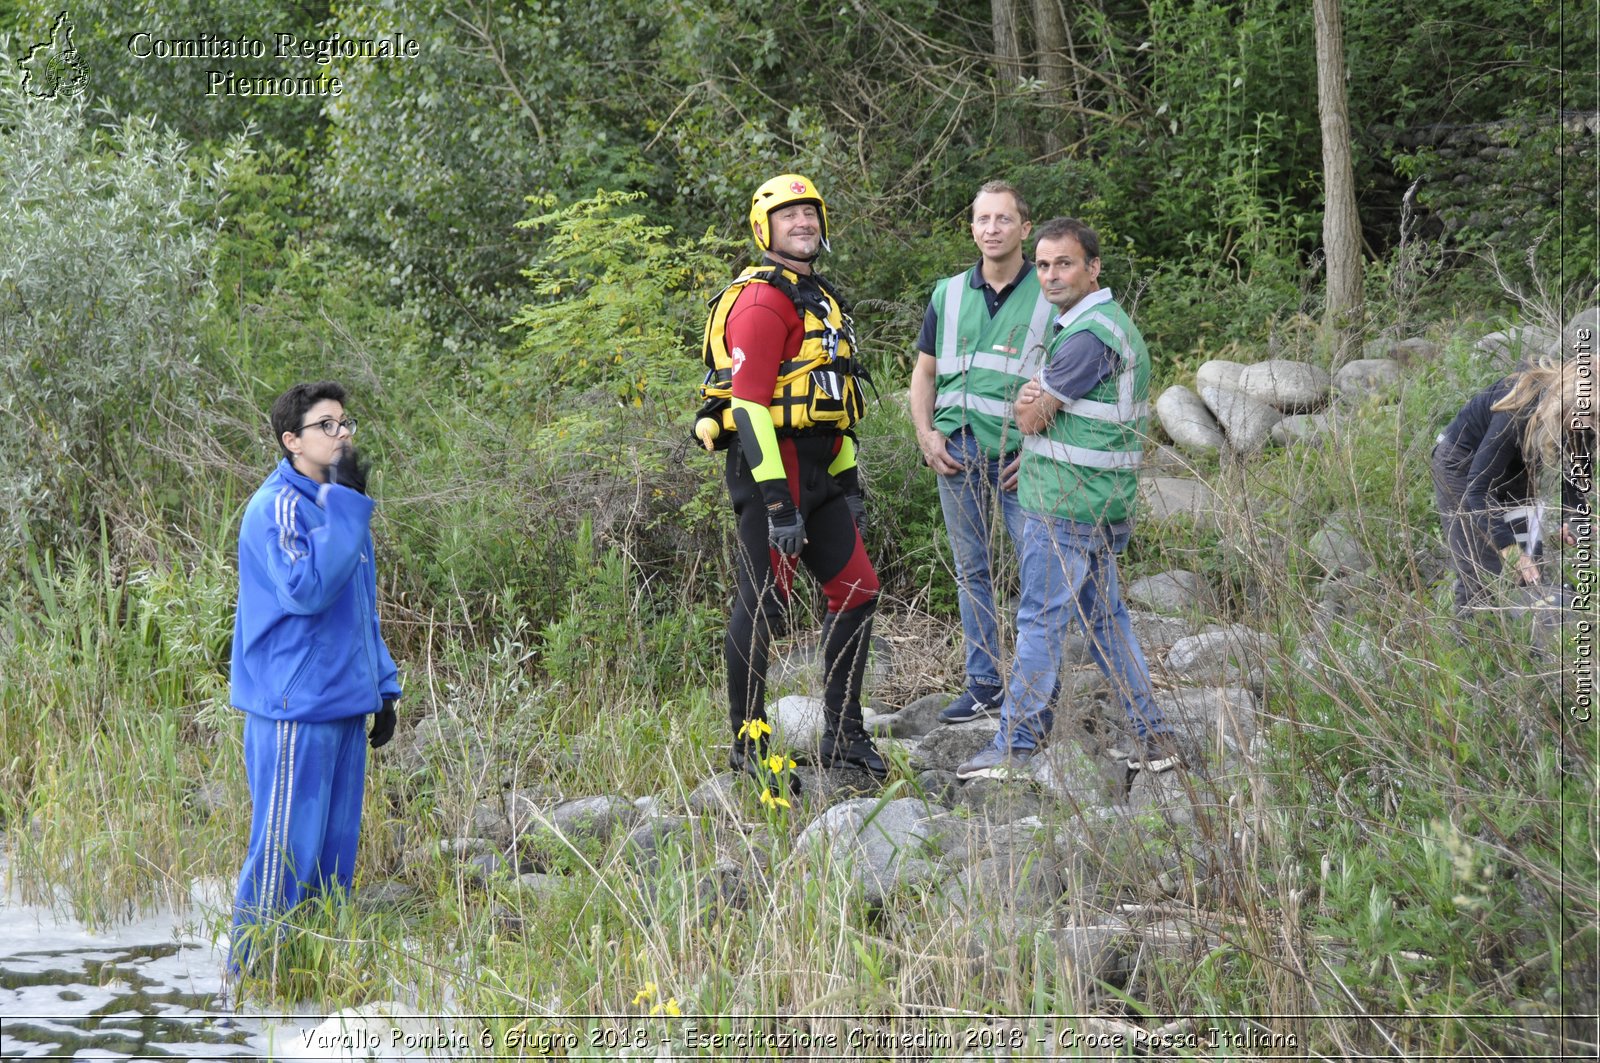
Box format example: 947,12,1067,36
790,181,808,194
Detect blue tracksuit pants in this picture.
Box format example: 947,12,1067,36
229,712,368,971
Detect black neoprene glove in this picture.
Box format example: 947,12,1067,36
845,494,867,539
330,443,369,495
369,698,397,748
767,500,806,557
834,464,866,539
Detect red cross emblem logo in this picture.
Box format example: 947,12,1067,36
790,181,808,194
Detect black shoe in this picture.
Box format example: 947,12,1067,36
818,731,889,780
729,742,801,796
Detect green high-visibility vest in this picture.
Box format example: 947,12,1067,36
1019,291,1150,526
930,266,1055,458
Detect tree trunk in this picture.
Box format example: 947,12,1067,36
992,0,1025,85
1313,0,1363,354
1032,0,1071,152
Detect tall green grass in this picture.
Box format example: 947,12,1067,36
1,316,1594,1058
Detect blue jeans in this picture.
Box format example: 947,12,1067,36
936,427,1025,690
994,511,1168,752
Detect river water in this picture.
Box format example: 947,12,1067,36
0,878,404,1061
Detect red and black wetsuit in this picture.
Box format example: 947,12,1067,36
722,267,879,763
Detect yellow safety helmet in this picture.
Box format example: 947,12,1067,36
749,173,830,254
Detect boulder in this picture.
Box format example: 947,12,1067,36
793,797,954,905
1234,359,1331,411
1126,570,1209,615
1270,413,1330,446
770,694,826,748
1163,625,1276,687
1475,325,1558,369
913,724,999,773
939,849,1065,915
1394,337,1442,365
1154,385,1224,451
1308,519,1372,576
1194,359,1248,394
549,795,637,845
1141,443,1194,474
620,814,694,873
1199,385,1283,455
1333,358,1403,400
882,692,953,738
1137,476,1222,529
685,773,744,816
1042,922,1135,988
1028,741,1126,804
1566,306,1599,356
1152,686,1261,763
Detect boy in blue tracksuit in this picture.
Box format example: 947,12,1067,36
228,380,401,973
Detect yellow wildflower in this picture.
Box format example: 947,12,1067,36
736,718,772,740
650,998,682,1017
758,789,791,810
764,753,795,774
631,982,656,1006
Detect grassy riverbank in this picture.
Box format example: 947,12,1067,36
2,320,1594,1058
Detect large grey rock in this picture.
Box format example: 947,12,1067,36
939,849,1065,915
1028,741,1125,804
1476,325,1558,369
621,814,693,872
1194,359,1247,394
1155,385,1224,451
1565,306,1599,355
1126,570,1209,615
1308,519,1372,576
1199,385,1283,455
1333,358,1403,400
913,724,999,773
685,773,744,816
1394,337,1442,365
1270,413,1330,446
1163,625,1277,687
1141,443,1194,474
770,694,825,747
882,692,953,738
1137,476,1222,529
1153,686,1261,763
794,797,953,905
550,795,637,845
1234,359,1330,411
1126,611,1198,655
1042,922,1135,988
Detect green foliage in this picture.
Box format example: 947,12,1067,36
502,190,739,406
0,68,217,548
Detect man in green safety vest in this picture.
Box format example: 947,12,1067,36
908,180,1056,725
955,218,1181,779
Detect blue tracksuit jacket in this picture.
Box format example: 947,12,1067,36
230,459,401,721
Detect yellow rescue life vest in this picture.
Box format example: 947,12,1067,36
697,263,866,438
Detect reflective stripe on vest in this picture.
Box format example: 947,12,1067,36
929,268,1053,454
1021,435,1142,469
1019,294,1149,525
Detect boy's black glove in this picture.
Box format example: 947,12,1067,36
767,500,806,557
330,444,368,495
369,698,397,748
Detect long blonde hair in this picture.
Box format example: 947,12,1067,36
1491,355,1595,468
